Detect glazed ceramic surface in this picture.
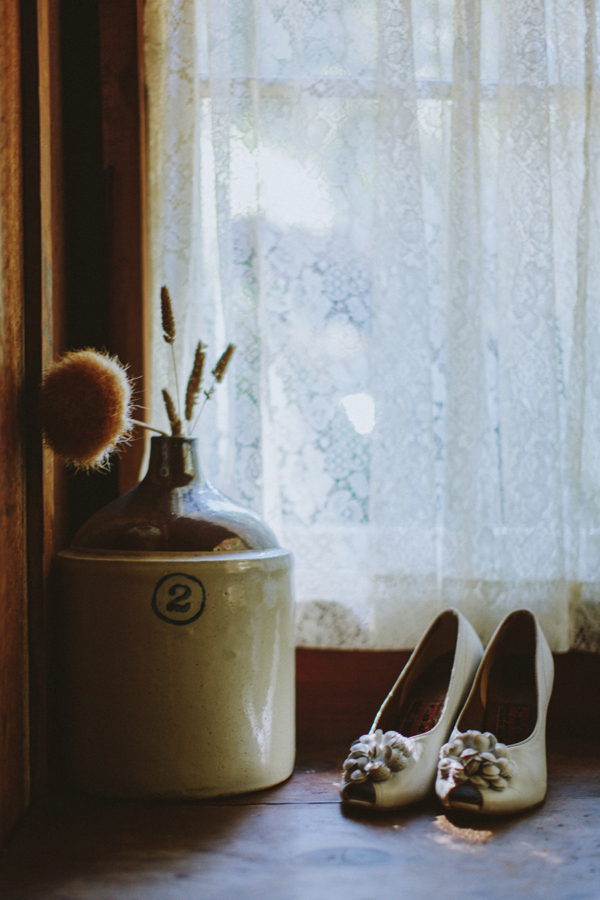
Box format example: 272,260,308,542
71,436,279,552
58,548,295,798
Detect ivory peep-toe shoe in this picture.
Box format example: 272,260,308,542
435,609,554,815
340,609,483,809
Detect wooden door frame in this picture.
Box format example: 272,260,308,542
0,0,64,842
20,0,64,808
0,0,147,842
0,0,30,844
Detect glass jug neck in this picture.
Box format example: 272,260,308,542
143,436,207,489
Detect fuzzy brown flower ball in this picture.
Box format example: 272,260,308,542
40,350,133,469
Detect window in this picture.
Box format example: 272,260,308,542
148,0,599,652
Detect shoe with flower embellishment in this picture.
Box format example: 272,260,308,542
340,609,483,809
435,609,554,815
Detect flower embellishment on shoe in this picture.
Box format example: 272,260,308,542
438,730,515,791
342,729,412,785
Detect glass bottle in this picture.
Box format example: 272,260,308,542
71,435,278,552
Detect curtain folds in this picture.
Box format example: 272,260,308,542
144,0,600,651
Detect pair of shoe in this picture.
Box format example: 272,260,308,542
340,608,554,815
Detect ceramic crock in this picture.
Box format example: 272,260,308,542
57,437,295,797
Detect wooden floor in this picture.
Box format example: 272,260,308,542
0,740,598,900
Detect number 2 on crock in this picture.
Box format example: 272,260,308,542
151,573,206,625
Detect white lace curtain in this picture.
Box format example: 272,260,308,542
144,0,600,652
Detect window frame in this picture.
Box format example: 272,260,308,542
1,0,598,847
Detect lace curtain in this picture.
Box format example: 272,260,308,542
144,0,600,652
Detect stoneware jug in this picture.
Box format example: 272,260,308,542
58,436,295,798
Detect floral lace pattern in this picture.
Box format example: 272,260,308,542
145,0,600,652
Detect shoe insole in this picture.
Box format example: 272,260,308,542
394,650,454,737
483,653,536,744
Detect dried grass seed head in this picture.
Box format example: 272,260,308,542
160,285,176,344
185,341,206,421
40,349,133,470
212,343,235,383
162,388,183,436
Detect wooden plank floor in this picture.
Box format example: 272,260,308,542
0,739,598,900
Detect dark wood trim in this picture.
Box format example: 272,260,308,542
20,0,64,799
0,0,29,842
296,648,600,747
296,649,411,747
98,0,148,494
58,0,120,543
